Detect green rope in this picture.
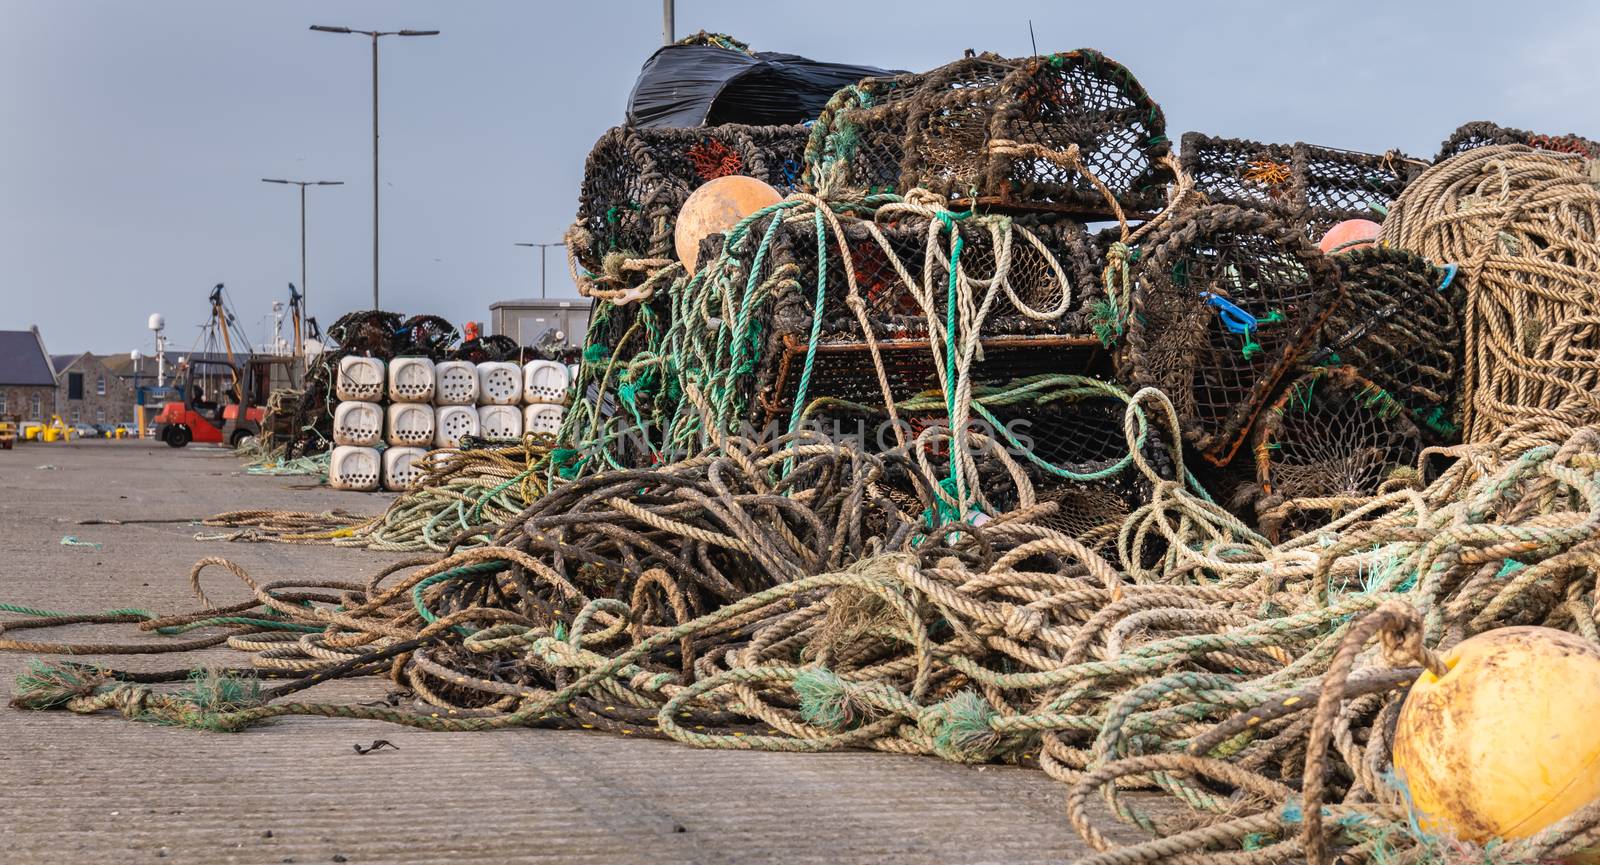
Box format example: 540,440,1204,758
784,209,830,447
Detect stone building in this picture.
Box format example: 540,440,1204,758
0,327,59,421
51,352,136,425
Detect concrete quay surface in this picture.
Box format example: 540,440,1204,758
0,441,1153,864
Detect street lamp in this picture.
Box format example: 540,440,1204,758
514,242,566,299
310,24,439,311
262,178,343,350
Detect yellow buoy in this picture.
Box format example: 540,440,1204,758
1393,626,1600,844
673,175,782,272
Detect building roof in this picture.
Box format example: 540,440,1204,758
100,355,137,377
51,353,88,375
0,328,58,387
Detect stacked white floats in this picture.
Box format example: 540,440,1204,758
523,360,569,436
330,354,572,492
383,356,437,493
331,356,389,491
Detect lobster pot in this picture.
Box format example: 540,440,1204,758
387,356,436,403
808,381,1170,545
766,213,1102,343
476,404,524,440
571,124,809,273
1436,121,1600,162
382,446,428,492
1318,247,1461,441
524,404,565,437
332,400,384,447
742,212,1107,428
803,50,1171,216
523,360,571,404
434,405,480,449
385,402,435,448
1252,367,1424,542
329,445,381,492
434,361,479,405
1118,205,1343,466
336,356,386,402
477,361,522,405
1179,133,1424,238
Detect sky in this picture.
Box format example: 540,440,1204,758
3,0,1598,356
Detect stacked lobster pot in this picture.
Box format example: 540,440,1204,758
560,48,1184,523
780,50,1178,516
560,47,1474,540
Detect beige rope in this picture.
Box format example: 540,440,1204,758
1382,144,1600,441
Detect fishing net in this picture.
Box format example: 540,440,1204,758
570,124,809,276
1435,120,1600,162
1313,246,1460,441
804,50,1171,217
1179,132,1424,238
1382,144,1600,442
1119,204,1342,465
1251,366,1425,541
558,292,673,473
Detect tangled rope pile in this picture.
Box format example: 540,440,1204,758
205,437,556,552
1382,144,1600,442
15,390,1600,861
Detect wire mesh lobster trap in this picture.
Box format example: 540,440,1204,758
1436,121,1600,162
748,211,1110,428
1119,204,1343,466
803,375,1172,542
1311,246,1461,442
571,124,809,274
1252,366,1424,541
803,50,1172,217
1179,132,1425,238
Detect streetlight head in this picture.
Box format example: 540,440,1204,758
310,25,353,33
315,181,345,186
397,29,440,36
261,178,290,184
514,242,536,247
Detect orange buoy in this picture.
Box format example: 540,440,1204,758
1318,218,1382,254
674,175,783,272
1393,626,1600,846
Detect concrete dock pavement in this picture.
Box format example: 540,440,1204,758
0,441,1151,864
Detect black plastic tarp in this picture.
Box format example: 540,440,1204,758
626,44,898,128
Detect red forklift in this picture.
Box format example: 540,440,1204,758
152,284,299,448
153,359,265,447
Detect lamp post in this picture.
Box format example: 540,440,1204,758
261,178,342,349
514,242,566,299
309,24,439,310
